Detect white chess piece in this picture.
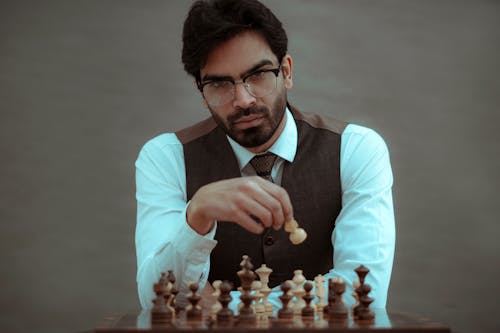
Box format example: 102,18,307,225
252,280,265,320
284,219,307,244
292,270,306,315
315,274,327,313
255,264,274,316
210,280,222,320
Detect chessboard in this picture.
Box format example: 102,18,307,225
94,310,451,332
93,255,451,332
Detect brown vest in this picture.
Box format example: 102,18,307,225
176,105,347,288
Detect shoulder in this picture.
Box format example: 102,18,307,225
289,105,348,135
342,124,389,155
141,132,182,152
175,117,218,144
136,133,184,167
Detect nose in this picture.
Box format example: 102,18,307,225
232,82,256,109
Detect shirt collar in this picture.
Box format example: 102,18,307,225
227,106,297,171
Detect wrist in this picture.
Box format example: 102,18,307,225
186,201,214,235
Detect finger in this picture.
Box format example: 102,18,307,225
231,190,274,228
237,177,285,228
232,210,265,234
253,177,294,228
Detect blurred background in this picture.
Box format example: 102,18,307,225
1,1,499,332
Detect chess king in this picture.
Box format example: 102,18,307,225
135,0,395,310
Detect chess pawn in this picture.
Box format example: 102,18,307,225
277,281,294,320
284,219,307,244
252,280,266,320
217,281,234,323
255,264,273,316
292,270,306,315
314,274,327,313
301,281,315,319
211,280,222,320
186,282,202,320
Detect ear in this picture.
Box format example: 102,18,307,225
281,54,293,89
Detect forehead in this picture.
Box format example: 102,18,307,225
201,30,278,79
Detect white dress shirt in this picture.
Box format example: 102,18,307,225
135,108,395,311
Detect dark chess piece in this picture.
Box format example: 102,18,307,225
151,272,173,325
237,255,256,323
217,280,234,323
186,282,202,320
277,281,293,319
301,281,315,318
353,265,375,322
329,278,348,320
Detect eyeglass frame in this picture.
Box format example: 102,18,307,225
197,65,282,106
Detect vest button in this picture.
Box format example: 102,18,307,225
264,235,274,246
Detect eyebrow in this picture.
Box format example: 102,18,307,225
201,59,275,83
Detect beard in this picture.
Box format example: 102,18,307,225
209,92,287,148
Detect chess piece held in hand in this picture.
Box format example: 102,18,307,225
284,219,307,245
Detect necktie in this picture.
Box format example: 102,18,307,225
249,152,277,182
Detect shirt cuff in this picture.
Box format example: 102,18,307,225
172,202,218,263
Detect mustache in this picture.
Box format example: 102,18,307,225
227,105,268,124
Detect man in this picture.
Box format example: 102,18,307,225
135,0,395,310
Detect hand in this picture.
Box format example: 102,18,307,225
186,176,294,235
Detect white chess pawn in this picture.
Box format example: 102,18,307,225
284,219,307,244
210,280,222,320
292,270,306,315
252,280,266,320
315,274,327,312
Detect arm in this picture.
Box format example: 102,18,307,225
135,134,217,309
324,125,396,308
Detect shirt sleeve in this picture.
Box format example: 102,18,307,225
323,124,396,309
135,134,217,309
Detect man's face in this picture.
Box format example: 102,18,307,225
199,31,293,150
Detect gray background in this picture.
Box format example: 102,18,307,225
1,1,499,332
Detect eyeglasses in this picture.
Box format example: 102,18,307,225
198,66,281,107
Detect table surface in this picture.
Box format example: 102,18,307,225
94,309,451,333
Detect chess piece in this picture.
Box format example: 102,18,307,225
277,281,294,319
284,219,307,244
252,280,266,320
315,274,327,313
292,270,306,315
151,272,173,325
186,282,202,320
255,264,273,316
326,278,348,320
353,265,375,322
301,281,315,318
211,280,223,320
237,255,256,323
166,270,179,314
217,281,234,323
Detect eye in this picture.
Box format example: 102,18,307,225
207,81,231,90
246,71,267,84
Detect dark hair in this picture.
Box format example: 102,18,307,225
182,0,288,81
